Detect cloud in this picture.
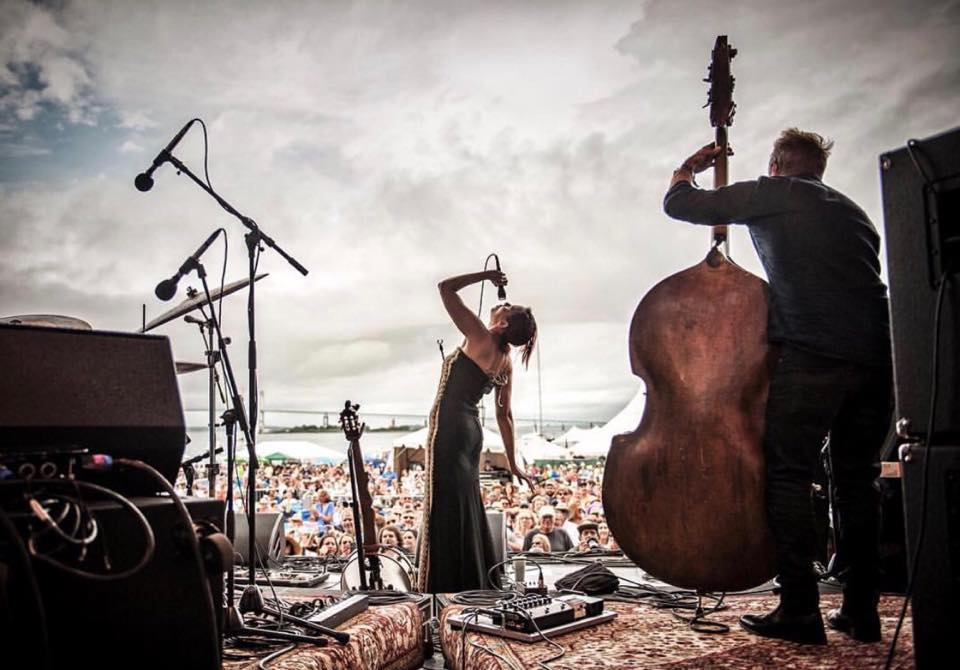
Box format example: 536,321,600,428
0,1,99,127
118,139,143,153
1,0,958,425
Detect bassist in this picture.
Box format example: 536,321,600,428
664,129,892,644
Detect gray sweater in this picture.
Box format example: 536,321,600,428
663,176,891,366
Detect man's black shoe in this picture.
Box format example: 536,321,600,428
739,605,827,645
825,607,881,642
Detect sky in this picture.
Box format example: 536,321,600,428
1,0,958,429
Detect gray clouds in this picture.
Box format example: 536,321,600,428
1,0,957,423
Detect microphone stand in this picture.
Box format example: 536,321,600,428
181,259,338,647
157,149,308,595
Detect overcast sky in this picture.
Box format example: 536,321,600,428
1,0,958,427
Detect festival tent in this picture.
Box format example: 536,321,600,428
254,440,345,464
557,425,601,446
391,425,509,473
518,433,569,464
568,388,647,459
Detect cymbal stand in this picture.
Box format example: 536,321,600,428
184,312,226,498
183,259,336,646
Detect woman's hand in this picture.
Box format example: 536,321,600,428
484,270,508,288
511,466,535,491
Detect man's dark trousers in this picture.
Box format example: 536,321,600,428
763,344,892,613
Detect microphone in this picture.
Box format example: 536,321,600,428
493,254,507,301
135,119,198,192
154,229,223,301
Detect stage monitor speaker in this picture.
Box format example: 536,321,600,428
880,127,960,442
0,324,186,494
233,511,284,567
0,492,224,670
486,510,507,570
901,444,960,669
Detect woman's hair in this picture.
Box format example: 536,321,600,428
502,307,538,368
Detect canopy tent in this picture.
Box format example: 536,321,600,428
569,387,647,459
391,425,504,451
518,432,569,463
391,425,510,473
252,440,346,464
557,425,601,446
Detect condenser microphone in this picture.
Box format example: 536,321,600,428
494,255,507,301
135,119,198,192
154,229,223,301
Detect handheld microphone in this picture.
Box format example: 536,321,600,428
135,119,198,192
493,254,507,301
154,229,223,301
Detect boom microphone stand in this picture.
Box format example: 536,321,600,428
142,137,307,591
182,256,340,645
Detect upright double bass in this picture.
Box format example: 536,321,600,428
602,36,776,592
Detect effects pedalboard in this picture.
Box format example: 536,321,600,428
448,593,616,642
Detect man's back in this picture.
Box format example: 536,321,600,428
664,175,890,365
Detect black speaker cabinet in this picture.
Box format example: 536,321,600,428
0,324,186,494
880,127,960,442
900,444,960,669
232,511,284,567
0,491,224,669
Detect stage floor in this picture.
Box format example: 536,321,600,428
246,555,914,669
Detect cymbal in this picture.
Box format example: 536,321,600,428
175,361,209,375
140,273,268,333
0,314,92,330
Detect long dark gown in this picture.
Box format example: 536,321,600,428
417,347,503,593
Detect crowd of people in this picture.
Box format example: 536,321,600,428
176,457,619,561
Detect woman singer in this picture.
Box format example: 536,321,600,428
417,269,537,593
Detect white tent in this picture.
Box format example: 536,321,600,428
392,426,430,449
518,433,569,463
557,425,600,446
392,425,509,473
392,425,505,452
569,388,647,458
255,440,346,463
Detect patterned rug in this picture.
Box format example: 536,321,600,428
223,600,425,670
439,593,914,669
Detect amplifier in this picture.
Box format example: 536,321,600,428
0,488,225,670
0,324,187,494
900,444,960,669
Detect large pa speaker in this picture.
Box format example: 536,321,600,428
0,492,224,670
900,444,960,669
232,511,284,567
0,324,187,494
880,127,960,441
